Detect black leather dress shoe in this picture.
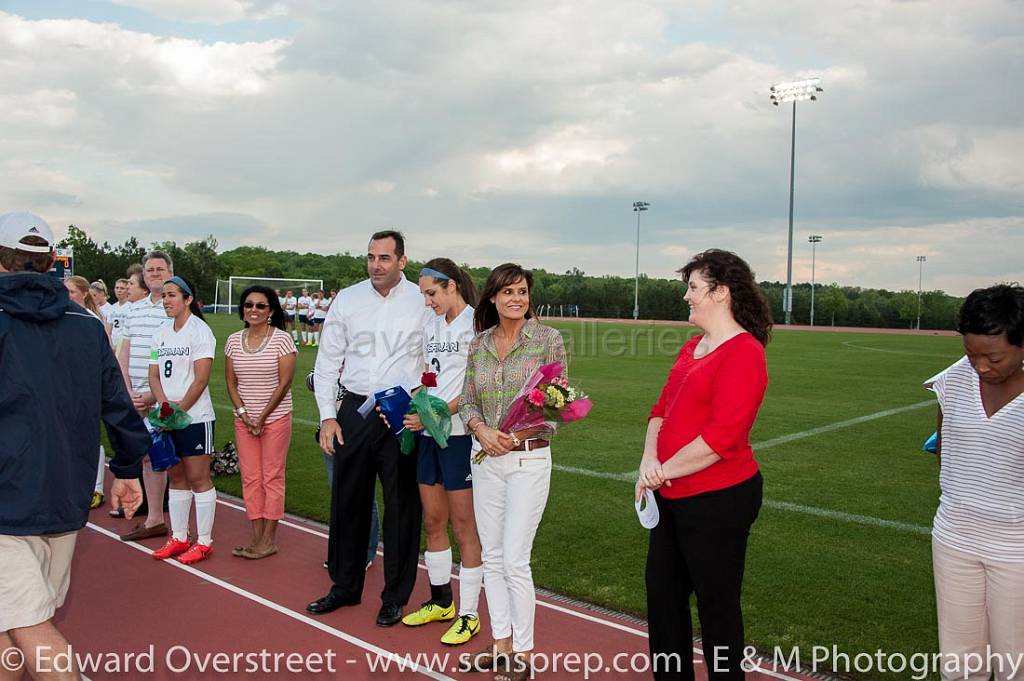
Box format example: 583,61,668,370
306,593,360,615
376,602,403,627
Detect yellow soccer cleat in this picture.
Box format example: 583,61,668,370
401,601,455,627
440,614,480,646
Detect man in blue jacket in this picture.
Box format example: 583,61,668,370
0,211,151,681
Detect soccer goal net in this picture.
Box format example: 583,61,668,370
212,277,325,314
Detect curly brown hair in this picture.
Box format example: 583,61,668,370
680,249,773,346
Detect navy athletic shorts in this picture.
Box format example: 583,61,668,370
170,421,215,458
417,434,473,491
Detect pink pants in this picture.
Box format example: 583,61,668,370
235,414,292,520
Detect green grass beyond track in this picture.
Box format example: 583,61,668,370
194,315,960,679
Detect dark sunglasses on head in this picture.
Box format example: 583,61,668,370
243,302,270,310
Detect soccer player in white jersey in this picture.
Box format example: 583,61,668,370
399,258,484,646
283,289,298,342
297,288,313,346
147,275,219,565
117,252,174,541
109,278,132,348
312,289,330,346
90,280,115,326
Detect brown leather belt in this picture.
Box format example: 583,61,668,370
510,438,549,452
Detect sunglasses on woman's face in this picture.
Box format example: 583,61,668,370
243,302,270,310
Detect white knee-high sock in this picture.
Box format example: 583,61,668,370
314,331,321,344
95,446,106,494
425,548,453,585
459,564,483,617
194,488,217,546
168,489,193,541
291,329,298,341
302,331,309,343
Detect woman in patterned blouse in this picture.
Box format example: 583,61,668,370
460,263,566,681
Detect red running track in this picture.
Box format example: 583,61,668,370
51,475,820,680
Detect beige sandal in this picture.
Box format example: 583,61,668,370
465,646,509,673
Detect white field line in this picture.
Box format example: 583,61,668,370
211,399,934,535
85,523,455,680
750,400,935,452
840,341,960,359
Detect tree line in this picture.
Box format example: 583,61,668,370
59,226,965,330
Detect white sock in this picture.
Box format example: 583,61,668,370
168,488,193,542
194,488,217,546
302,331,309,343
95,446,106,494
314,331,320,344
291,329,298,341
458,564,483,617
425,547,453,586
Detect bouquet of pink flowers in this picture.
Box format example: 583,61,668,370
473,361,592,464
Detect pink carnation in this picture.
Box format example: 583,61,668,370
528,388,546,406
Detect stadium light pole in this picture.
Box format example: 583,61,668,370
632,201,650,320
808,234,822,326
916,255,927,330
771,77,823,325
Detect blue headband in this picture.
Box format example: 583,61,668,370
420,267,451,281
165,276,193,298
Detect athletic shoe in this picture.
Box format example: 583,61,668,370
177,543,213,565
90,492,104,509
441,614,481,646
401,601,455,627
152,538,191,560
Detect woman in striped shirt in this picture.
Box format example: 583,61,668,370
225,285,297,559
931,284,1024,681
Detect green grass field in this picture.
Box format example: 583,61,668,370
200,315,961,678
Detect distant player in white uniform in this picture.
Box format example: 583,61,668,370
90,280,115,326
283,289,298,342
147,275,219,565
312,290,330,346
297,288,313,346
109,278,132,348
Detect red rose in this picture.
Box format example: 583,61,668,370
159,402,173,419
421,371,438,388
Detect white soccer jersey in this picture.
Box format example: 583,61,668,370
297,296,312,316
423,305,475,436
284,296,297,314
149,314,217,423
98,301,115,325
109,300,131,344
314,296,330,319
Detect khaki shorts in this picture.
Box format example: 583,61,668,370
0,532,77,632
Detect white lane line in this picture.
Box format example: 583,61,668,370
85,522,455,681
840,341,959,359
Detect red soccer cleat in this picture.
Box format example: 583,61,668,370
152,538,191,560
176,543,213,565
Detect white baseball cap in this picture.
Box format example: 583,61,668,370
0,211,55,253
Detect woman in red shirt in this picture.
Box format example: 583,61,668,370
636,249,772,681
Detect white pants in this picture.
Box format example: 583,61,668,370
472,445,552,653
933,537,1024,681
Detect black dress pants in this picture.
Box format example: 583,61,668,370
326,394,422,605
646,472,763,681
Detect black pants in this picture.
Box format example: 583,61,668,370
326,394,422,605
646,472,763,681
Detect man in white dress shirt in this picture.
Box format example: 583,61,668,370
307,231,432,626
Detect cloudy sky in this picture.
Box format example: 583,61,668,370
0,1,1020,295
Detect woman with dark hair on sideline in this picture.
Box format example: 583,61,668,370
637,249,772,681
460,263,566,680
929,284,1024,681
225,285,297,559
